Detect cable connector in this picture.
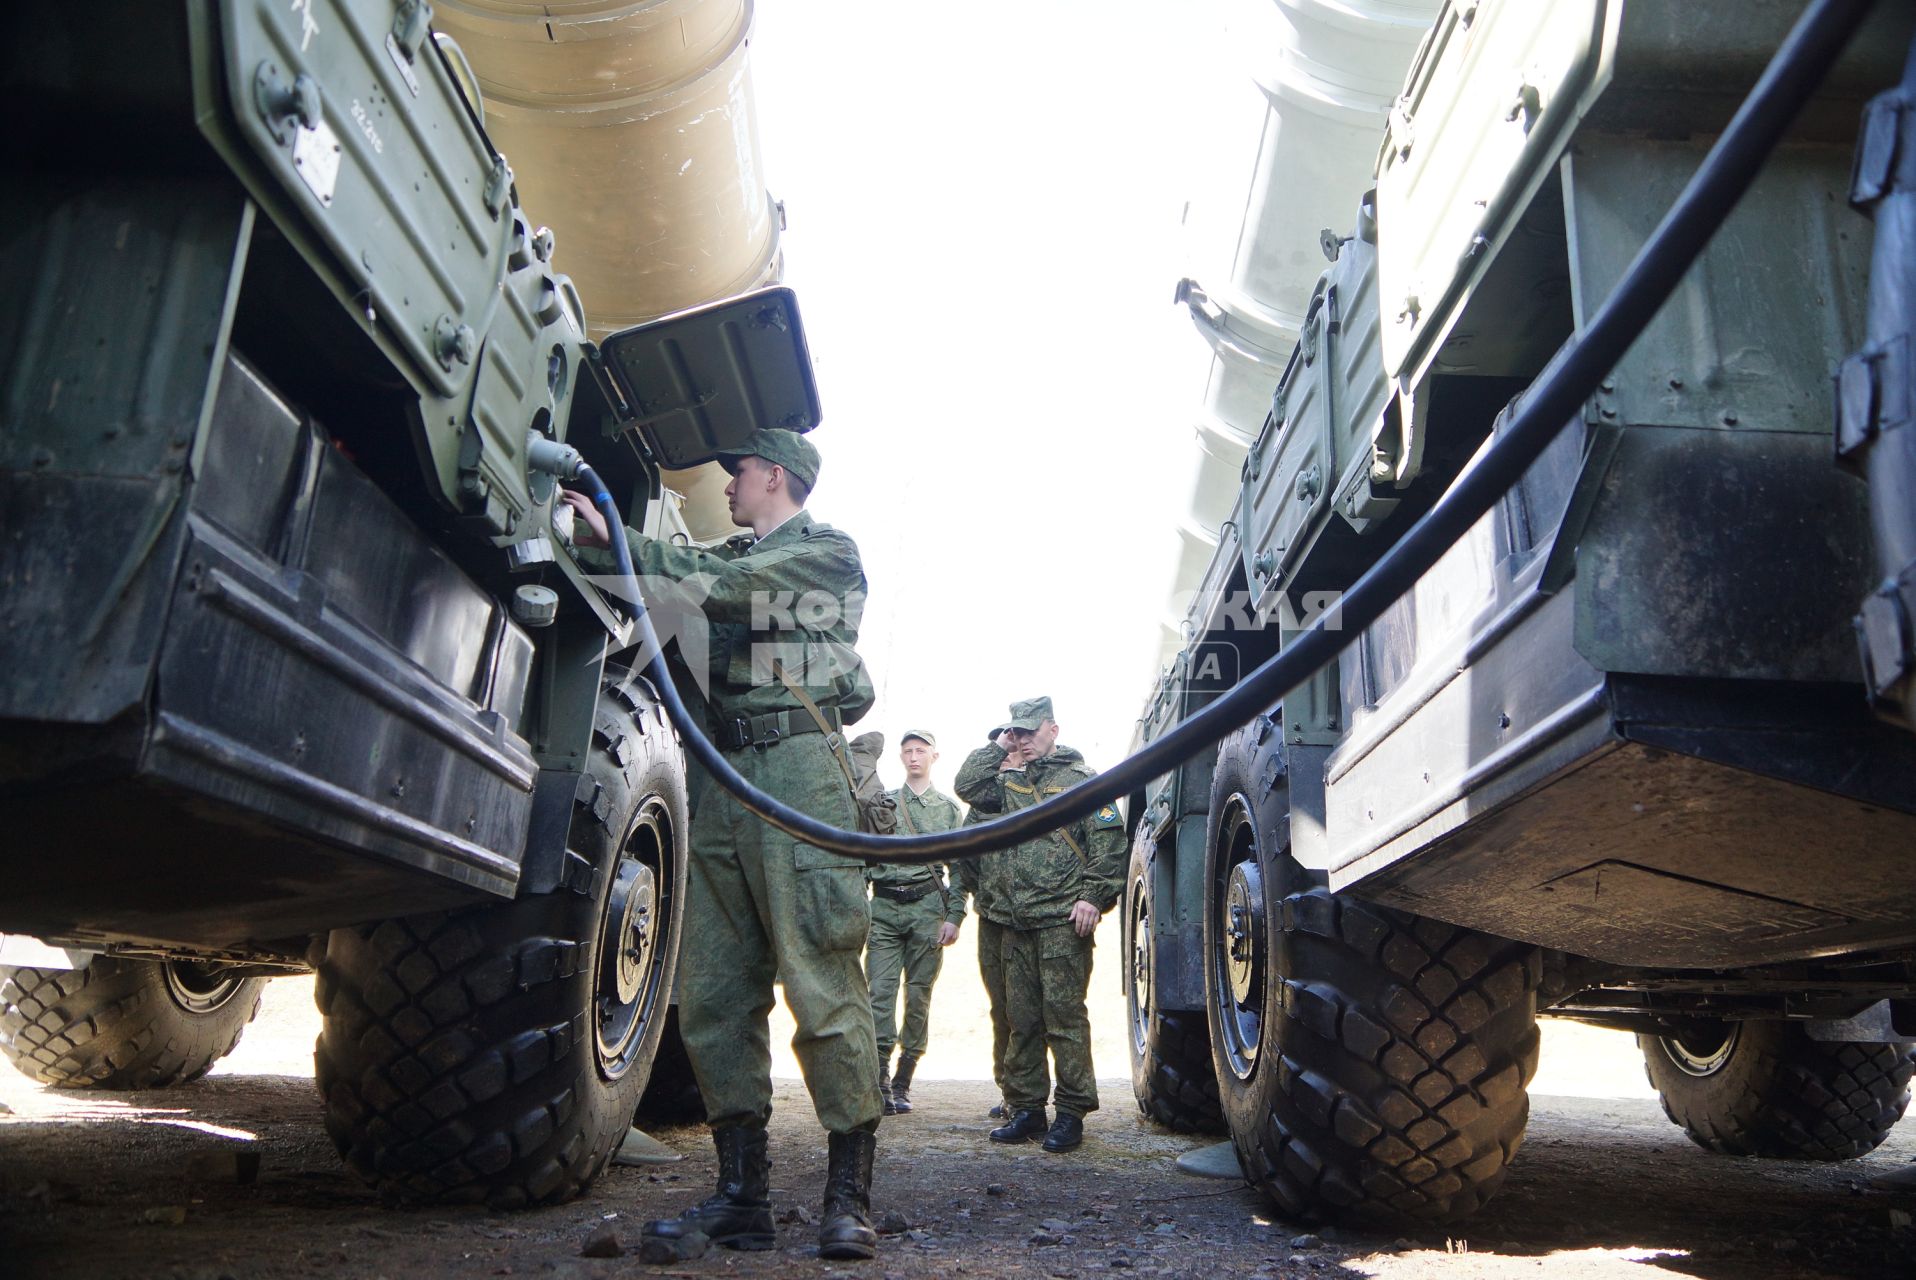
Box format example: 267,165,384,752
527,433,584,479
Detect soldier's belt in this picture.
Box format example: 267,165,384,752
872,880,943,904
715,705,842,752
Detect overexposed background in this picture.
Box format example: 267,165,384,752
749,1,1249,789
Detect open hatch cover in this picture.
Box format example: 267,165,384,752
597,287,821,469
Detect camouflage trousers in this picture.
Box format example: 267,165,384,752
999,922,1098,1118
678,733,882,1135
866,892,946,1062
976,917,1010,1099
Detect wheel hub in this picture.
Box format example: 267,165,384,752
594,798,674,1078
1224,861,1264,1006
162,962,245,1015
1660,1022,1740,1077
605,860,658,1007
1129,873,1153,1052
1211,800,1267,1081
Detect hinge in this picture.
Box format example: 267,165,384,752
1835,333,1914,468
1850,94,1914,210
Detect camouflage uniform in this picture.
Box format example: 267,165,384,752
954,739,1125,1119
865,783,964,1064
950,807,1009,1104
581,507,881,1136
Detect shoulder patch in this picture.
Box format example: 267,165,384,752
1092,804,1122,827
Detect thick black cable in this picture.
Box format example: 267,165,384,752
603,0,1875,863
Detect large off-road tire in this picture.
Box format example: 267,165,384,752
0,958,264,1089
1204,716,1541,1225
312,674,688,1207
1640,1020,1914,1160
1124,826,1224,1134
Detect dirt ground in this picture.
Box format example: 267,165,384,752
3,951,1914,1280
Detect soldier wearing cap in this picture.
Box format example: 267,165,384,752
865,730,965,1115
954,697,1126,1153
563,428,884,1261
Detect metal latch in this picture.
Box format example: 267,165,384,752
1835,333,1913,466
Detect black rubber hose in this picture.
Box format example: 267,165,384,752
600,0,1876,863
577,463,638,587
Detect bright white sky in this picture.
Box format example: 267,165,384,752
748,1,1246,794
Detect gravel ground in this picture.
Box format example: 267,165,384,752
2,975,1913,1279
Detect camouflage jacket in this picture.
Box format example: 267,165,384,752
951,806,991,922
869,783,966,926
953,743,1126,930
578,510,874,724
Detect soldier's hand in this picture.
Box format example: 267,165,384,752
937,922,960,947
560,489,611,548
1068,900,1099,938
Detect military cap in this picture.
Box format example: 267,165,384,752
713,428,821,490
987,724,1008,742
900,729,936,748
1003,696,1054,732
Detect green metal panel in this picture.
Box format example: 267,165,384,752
1564,137,1871,436
1559,130,1875,682
0,180,250,724
598,287,822,470
1378,0,1912,389
1377,0,1609,384
1574,427,1872,682
216,0,506,402
192,0,589,546
0,181,247,479
1241,234,1393,615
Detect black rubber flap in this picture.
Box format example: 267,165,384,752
598,286,821,469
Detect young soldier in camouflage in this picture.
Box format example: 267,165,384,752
563,428,883,1261
954,697,1126,1153
865,731,964,1114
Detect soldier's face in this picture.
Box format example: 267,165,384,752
724,456,777,525
900,739,936,779
1007,720,1058,760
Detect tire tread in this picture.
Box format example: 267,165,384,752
1641,1023,1913,1161
0,960,262,1089
1233,888,1540,1225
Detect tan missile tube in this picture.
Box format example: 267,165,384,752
434,0,782,541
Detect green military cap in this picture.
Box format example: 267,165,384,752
987,723,1009,742
713,428,821,490
900,729,936,748
1003,696,1054,732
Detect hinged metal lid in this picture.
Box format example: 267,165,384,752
598,287,821,469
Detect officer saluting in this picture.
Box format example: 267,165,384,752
955,697,1126,1154
563,428,884,1261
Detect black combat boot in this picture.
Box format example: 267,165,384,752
1041,1112,1084,1152
817,1129,878,1260
641,1123,775,1254
878,1050,896,1116
889,1051,919,1114
989,1108,1047,1144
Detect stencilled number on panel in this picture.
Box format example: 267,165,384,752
351,99,385,155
